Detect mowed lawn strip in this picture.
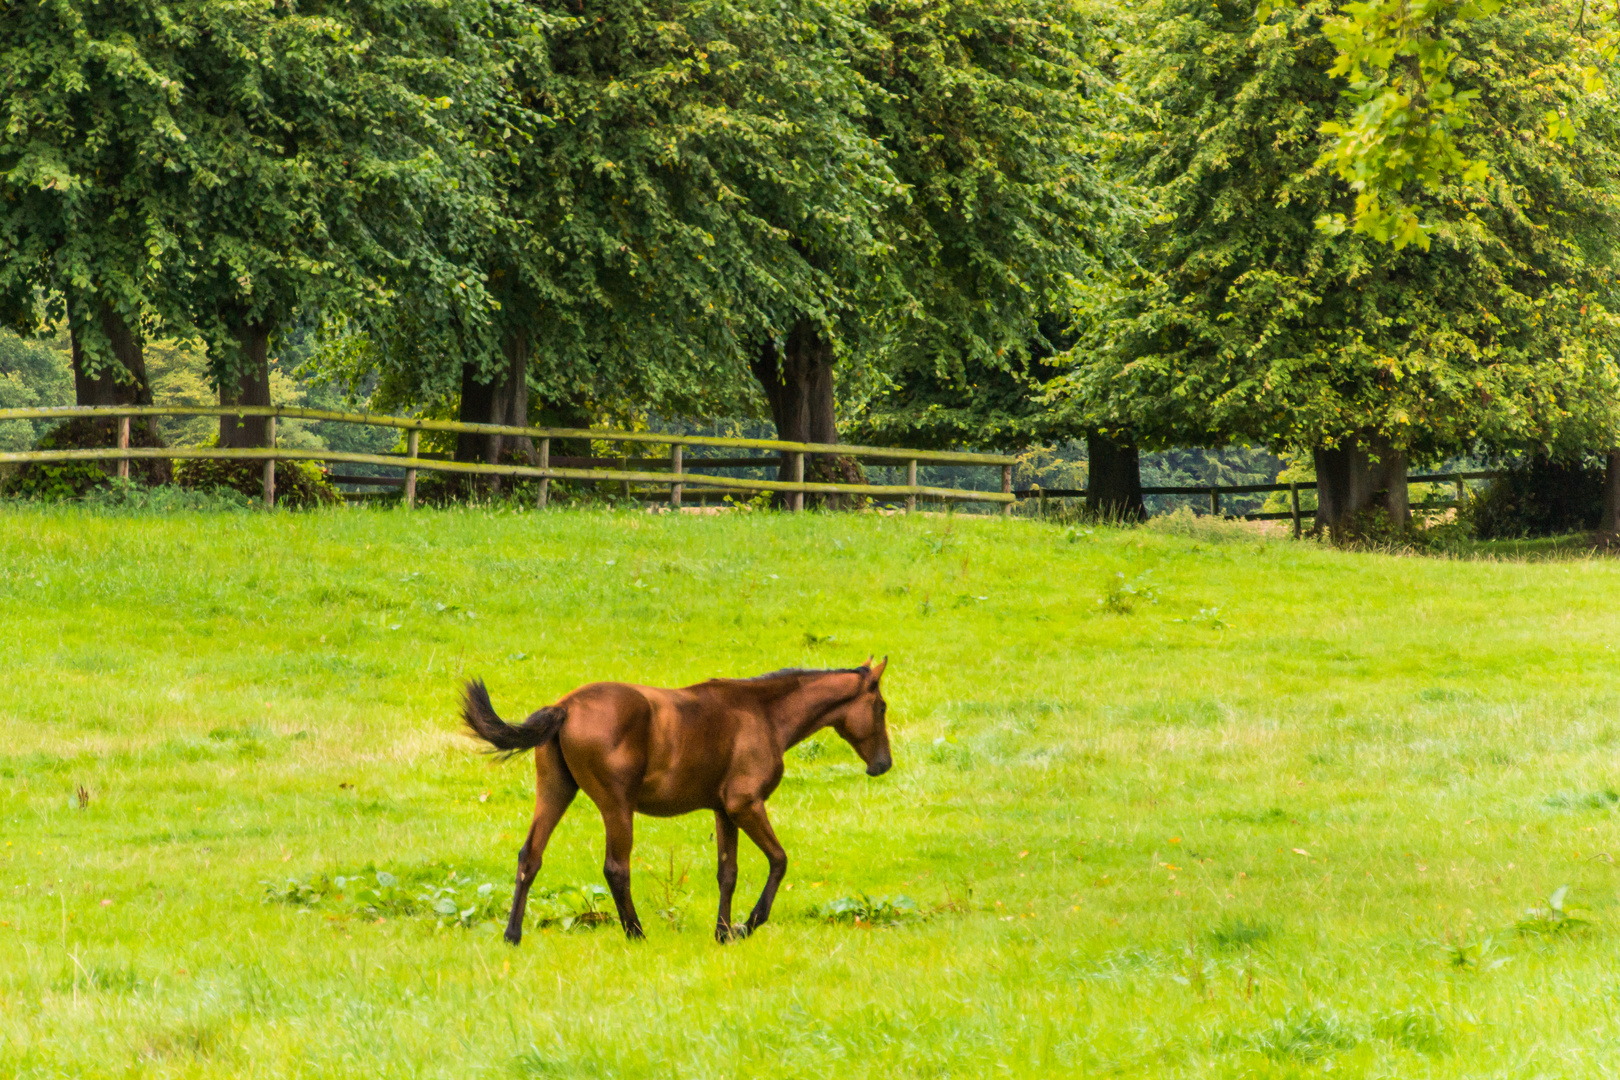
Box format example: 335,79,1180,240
2,505,1619,1078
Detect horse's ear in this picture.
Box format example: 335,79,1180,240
871,656,887,682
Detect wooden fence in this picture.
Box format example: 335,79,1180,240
1017,471,1504,537
0,405,1017,513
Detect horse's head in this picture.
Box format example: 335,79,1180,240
832,657,891,777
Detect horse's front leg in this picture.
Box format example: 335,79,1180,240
728,798,788,936
599,803,645,939
714,811,740,942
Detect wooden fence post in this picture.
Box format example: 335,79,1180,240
1454,473,1465,505
537,438,550,508
906,459,917,514
670,443,683,509
1209,487,1219,517
117,416,130,481
620,455,631,500
1290,482,1301,539
791,452,805,512
264,416,276,509
1001,465,1012,518
404,429,419,510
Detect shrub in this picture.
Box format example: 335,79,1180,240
174,447,339,508
3,417,171,500
1473,457,1604,539
1145,505,1256,543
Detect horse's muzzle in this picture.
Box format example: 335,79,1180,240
865,755,892,777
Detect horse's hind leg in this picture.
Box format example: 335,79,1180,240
506,740,577,946
599,803,645,939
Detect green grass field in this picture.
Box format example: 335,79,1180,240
4,504,1620,1078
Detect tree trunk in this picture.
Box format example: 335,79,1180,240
456,359,499,464
1312,432,1408,538
219,323,273,448
68,298,152,408
1085,430,1145,522
1601,449,1620,536
748,319,857,507
750,334,809,446
497,331,534,464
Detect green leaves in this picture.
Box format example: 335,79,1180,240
1077,0,1620,464
0,0,507,383
1313,0,1503,249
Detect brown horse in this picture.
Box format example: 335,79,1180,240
461,659,891,944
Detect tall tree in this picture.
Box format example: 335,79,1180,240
1072,0,1620,535
764,0,1129,489
0,1,174,410
323,0,895,482
0,0,503,447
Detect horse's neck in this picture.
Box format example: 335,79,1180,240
774,675,855,748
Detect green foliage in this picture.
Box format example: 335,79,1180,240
1515,885,1591,936
330,0,896,421
1472,458,1605,539
1309,0,1505,249
1143,506,1259,544
1173,606,1228,630
263,870,520,930
173,452,339,508
1439,930,1506,972
1204,916,1272,950
1229,1009,1362,1062
0,328,72,451
80,480,253,513
1098,569,1159,613
808,892,921,926
0,0,503,382
526,884,616,932
1070,0,1620,464
3,417,172,500
143,337,221,446
850,3,1137,449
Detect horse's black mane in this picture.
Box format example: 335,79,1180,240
735,666,864,682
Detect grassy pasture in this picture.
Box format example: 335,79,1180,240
4,505,1620,1077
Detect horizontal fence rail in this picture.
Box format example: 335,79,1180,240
0,405,1016,513
1016,470,1504,537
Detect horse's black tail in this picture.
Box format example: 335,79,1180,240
460,678,566,761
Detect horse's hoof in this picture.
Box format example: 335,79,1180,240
504,927,523,946
625,925,646,941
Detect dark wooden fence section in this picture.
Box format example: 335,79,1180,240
1017,471,1503,537
0,405,1017,513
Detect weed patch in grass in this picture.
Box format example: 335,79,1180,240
1204,916,1273,951
808,893,922,927
1098,569,1159,613
1223,1009,1362,1062
1543,789,1620,811
1515,886,1592,936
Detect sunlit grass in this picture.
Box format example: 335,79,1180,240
4,503,1620,1076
